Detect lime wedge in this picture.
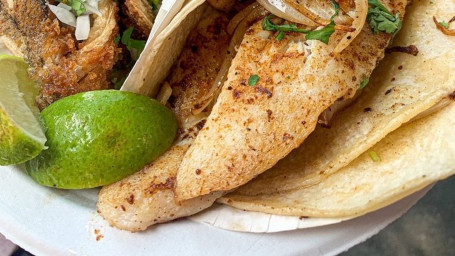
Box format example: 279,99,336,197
26,90,178,189
0,55,46,165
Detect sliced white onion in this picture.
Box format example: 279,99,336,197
57,3,72,11
84,3,102,16
333,0,368,53
75,15,91,40
85,0,100,9
257,0,319,26
156,82,173,105
227,2,260,35
47,4,77,27
282,0,331,25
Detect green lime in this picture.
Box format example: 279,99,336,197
26,90,178,189
0,55,46,165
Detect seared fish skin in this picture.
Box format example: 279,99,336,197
0,0,120,108
175,0,407,201
97,7,230,231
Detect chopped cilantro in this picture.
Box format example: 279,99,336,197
262,16,335,44
330,0,340,19
367,0,402,35
248,75,260,86
439,21,450,29
121,27,146,51
262,0,339,45
276,31,285,41
306,21,336,44
149,0,161,10
118,27,146,61
58,0,86,16
369,150,381,162
262,16,310,34
114,34,121,44
359,77,370,89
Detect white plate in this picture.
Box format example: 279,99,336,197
0,164,429,256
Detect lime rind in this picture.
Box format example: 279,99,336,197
0,108,44,165
0,55,46,165
26,90,177,189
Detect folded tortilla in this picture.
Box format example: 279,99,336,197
220,0,455,217
97,2,227,231
227,0,455,198
175,0,408,201
121,0,205,97
219,101,455,217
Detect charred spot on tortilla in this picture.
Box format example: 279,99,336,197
266,109,273,122
126,194,135,205
449,92,455,100
196,120,207,131
148,177,176,195
254,86,273,98
233,89,242,99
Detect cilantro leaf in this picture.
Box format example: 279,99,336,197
369,150,381,162
149,0,161,10
368,0,390,13
367,0,402,35
359,77,370,89
305,21,336,44
330,0,340,19
262,16,334,44
276,31,285,41
262,16,310,34
116,27,147,61
439,21,450,29
120,27,146,59
262,0,339,45
58,0,86,16
114,34,121,44
248,75,260,86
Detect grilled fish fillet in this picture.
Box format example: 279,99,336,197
0,0,119,108
97,6,231,231
175,0,408,200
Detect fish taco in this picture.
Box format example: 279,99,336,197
95,0,448,232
